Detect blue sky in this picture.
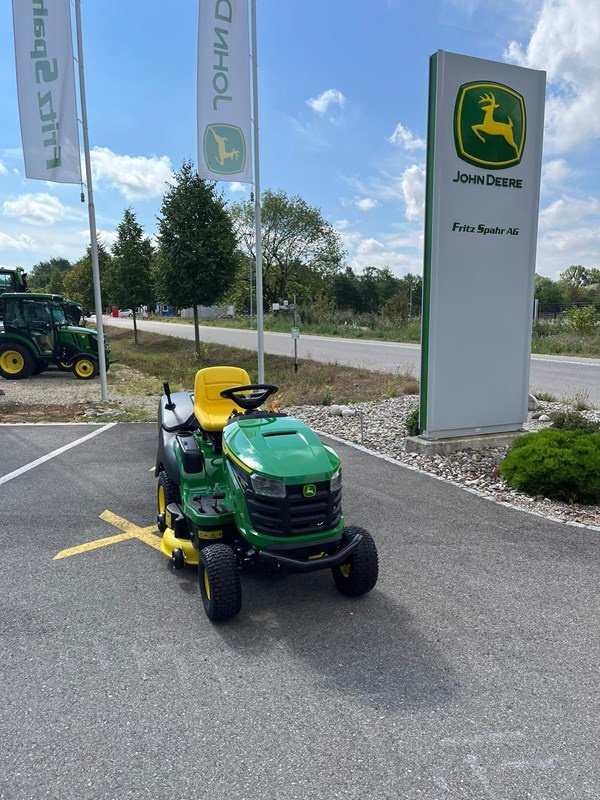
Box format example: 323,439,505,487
1,0,598,279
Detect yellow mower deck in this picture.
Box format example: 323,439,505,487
159,528,198,566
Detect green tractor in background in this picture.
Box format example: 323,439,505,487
0,267,28,294
0,293,109,380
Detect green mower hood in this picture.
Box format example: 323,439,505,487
223,415,339,484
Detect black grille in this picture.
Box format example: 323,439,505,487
245,480,342,537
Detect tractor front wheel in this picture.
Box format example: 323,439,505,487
199,544,242,622
332,526,379,597
0,344,34,380
72,356,98,380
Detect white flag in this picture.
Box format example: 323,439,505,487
12,0,81,184
198,0,251,183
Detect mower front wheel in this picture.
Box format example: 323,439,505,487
332,526,379,597
199,544,242,622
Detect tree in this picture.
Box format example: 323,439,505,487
63,241,112,309
560,265,591,288
47,269,65,295
230,189,344,307
28,257,71,291
155,161,238,357
534,274,564,308
108,208,154,344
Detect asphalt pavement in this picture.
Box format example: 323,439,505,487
104,316,600,405
1,423,599,799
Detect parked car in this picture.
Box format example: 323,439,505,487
119,309,134,318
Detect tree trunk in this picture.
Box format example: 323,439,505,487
132,309,138,345
193,304,201,360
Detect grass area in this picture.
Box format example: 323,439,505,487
151,313,423,343
106,326,418,406
151,315,600,357
531,326,600,358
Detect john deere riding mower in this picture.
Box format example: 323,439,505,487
155,366,378,621
0,293,109,380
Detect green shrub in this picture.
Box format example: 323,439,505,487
565,306,598,335
500,429,600,504
552,411,600,433
405,407,420,437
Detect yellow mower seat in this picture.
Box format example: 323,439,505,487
193,366,251,432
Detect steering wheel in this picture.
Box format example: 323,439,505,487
220,384,278,411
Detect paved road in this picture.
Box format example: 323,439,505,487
103,317,600,404
1,423,599,799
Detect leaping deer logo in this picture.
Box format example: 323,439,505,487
471,93,519,157
208,126,240,166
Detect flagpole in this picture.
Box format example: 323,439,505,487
74,0,108,402
250,0,264,383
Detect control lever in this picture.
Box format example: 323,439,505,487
163,380,175,410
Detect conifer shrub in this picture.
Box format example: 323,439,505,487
552,411,600,434
500,429,600,505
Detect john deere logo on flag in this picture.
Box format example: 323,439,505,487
203,124,246,175
454,82,526,170
303,484,316,499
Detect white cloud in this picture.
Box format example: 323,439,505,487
0,161,7,176
334,218,350,230
77,228,118,249
541,158,572,192
91,147,172,201
0,232,36,251
401,165,426,222
3,193,68,226
388,123,426,151
355,197,379,211
504,0,600,152
539,196,600,231
335,222,422,276
228,182,248,193
306,89,346,116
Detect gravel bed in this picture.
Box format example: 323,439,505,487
287,396,600,531
0,364,157,419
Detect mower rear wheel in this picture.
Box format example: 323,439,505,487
157,471,181,532
199,544,242,622
332,526,379,597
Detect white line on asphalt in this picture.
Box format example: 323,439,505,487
0,422,107,426
315,429,600,534
0,423,116,487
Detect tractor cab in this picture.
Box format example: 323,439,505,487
0,293,109,380
0,267,28,295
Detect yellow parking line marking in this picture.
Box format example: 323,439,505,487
53,510,161,560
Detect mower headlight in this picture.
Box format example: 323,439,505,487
250,473,286,498
330,466,342,492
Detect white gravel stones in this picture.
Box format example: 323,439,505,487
288,396,600,531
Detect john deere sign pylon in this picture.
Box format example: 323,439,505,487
419,51,546,442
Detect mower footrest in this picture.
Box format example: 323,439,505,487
258,532,362,573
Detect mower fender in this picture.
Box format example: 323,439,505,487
258,531,363,573
158,392,196,432
156,428,180,485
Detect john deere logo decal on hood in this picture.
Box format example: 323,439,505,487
303,484,316,498
454,81,526,170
